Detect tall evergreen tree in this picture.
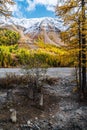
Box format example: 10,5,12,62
56,0,87,96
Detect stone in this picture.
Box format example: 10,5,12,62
39,94,43,106
28,88,34,99
52,115,55,118
27,120,31,125
7,89,13,102
10,109,17,123
32,124,40,130
0,92,7,104
27,120,32,127
35,117,38,120
76,109,83,115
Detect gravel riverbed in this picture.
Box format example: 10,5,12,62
0,68,87,130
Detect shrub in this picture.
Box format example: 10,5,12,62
0,29,20,45
0,45,19,67
16,48,31,65
44,76,60,85
0,73,37,89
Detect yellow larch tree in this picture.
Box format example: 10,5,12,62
56,0,87,96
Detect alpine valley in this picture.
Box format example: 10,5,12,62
0,17,65,47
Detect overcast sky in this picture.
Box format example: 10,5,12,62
10,0,58,18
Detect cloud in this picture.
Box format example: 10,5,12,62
26,0,58,12
6,2,24,18
12,5,24,18
6,0,58,18
16,0,24,1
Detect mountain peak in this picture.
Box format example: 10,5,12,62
0,17,65,46
0,16,64,31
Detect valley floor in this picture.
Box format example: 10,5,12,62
0,68,87,130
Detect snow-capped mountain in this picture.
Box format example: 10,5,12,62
0,17,64,32
0,17,64,46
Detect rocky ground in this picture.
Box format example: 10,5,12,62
0,68,87,130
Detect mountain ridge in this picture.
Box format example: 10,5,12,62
0,17,65,47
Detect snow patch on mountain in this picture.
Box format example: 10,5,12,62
0,17,65,34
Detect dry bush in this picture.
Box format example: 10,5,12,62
0,71,45,90
0,73,31,89
0,70,59,90
44,76,60,85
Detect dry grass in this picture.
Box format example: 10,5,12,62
44,76,60,85
0,73,60,90
0,71,45,90
0,73,30,89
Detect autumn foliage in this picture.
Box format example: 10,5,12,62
0,29,20,45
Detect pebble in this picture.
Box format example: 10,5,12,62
10,109,17,123
35,117,38,120
27,120,31,125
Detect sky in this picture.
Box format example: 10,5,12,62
10,0,58,18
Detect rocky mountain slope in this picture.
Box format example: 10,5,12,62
0,17,65,46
